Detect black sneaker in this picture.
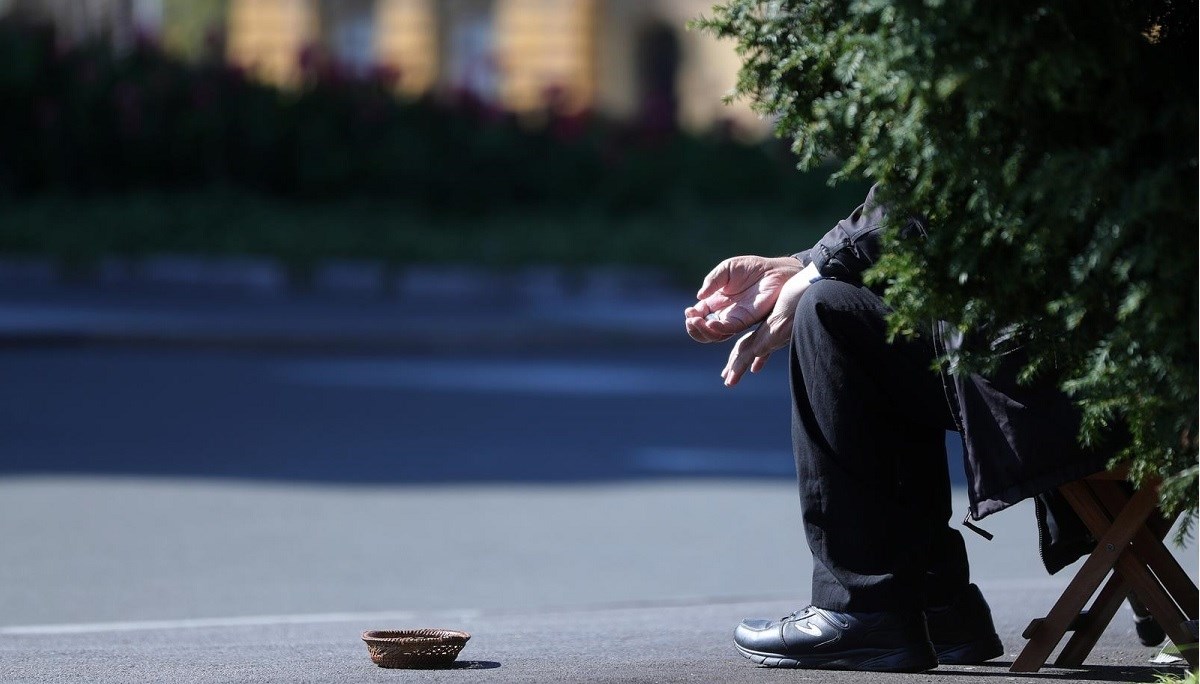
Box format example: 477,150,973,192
733,605,937,672
924,583,1005,664
1129,594,1166,647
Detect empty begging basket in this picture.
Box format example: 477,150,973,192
361,629,471,668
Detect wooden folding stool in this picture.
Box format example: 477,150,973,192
1012,469,1198,672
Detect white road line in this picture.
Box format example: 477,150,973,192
0,610,479,636
278,359,778,396
632,447,795,476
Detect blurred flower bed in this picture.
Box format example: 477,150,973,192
0,20,864,279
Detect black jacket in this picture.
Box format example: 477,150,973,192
795,185,1107,572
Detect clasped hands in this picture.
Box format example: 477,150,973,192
684,255,821,387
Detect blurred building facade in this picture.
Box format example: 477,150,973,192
4,0,765,136
1,0,164,51
227,0,765,134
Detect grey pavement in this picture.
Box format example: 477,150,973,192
0,596,1186,684
1,476,1194,684
1,267,1197,683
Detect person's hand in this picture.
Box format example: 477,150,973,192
721,263,820,387
684,256,802,343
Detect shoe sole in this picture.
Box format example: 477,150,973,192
735,643,937,673
934,635,1005,665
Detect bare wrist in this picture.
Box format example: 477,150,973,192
769,256,804,273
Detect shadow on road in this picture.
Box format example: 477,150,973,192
446,661,503,670
0,345,968,486
928,662,1185,682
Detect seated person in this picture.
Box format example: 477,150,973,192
684,185,1109,672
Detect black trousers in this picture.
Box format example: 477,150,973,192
790,279,969,613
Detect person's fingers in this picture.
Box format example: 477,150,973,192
686,291,736,322
722,328,764,387
723,313,794,386
686,294,755,344
705,316,748,339
727,348,769,386
695,260,731,300
689,296,721,317
696,292,733,317
685,316,734,343
685,316,713,342
687,323,720,343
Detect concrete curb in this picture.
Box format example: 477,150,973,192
0,321,689,354
1,255,693,352
2,256,683,301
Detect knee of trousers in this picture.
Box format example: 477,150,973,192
791,279,882,358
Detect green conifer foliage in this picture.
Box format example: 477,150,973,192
697,0,1198,536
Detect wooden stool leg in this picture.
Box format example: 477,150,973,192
1012,481,1158,672
1055,572,1130,666
1136,531,1199,621
1116,553,1198,668
1072,480,1198,669
1092,483,1199,621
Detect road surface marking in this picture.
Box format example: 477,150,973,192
0,610,478,636
278,359,779,396
632,447,795,476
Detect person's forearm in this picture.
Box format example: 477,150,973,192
771,261,822,327
798,261,821,285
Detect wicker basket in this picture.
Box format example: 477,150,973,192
361,629,471,668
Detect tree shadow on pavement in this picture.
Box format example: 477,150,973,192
0,346,969,486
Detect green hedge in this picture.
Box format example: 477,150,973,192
0,19,855,216
0,191,852,283
699,0,1198,531
0,19,871,277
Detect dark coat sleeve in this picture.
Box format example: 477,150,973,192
801,184,926,281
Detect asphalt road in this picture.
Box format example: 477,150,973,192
2,597,1186,684
1,344,1195,682
0,344,802,483
0,343,807,625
